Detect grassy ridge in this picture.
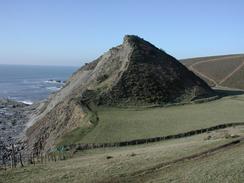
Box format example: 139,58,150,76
181,54,243,67
78,93,244,143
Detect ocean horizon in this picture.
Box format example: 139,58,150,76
0,64,78,104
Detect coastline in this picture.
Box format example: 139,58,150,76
0,98,33,146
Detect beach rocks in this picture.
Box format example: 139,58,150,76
0,99,31,145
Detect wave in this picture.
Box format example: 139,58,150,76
44,79,64,84
6,97,33,105
19,100,33,105
46,86,61,91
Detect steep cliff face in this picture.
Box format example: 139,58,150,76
26,35,214,152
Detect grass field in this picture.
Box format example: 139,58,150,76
2,91,244,183
126,138,244,183
76,92,244,144
2,127,244,183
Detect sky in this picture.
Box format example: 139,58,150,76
0,0,244,66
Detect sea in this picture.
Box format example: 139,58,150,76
0,64,78,104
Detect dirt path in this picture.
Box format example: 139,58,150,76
219,61,244,84
188,55,243,87
189,65,219,86
117,137,244,181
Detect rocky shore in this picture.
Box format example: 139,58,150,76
0,99,35,167
0,99,33,146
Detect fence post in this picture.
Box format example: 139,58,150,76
19,152,24,167
33,154,35,166
41,153,43,164
2,155,6,170
11,144,16,168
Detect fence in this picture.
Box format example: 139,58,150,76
65,122,244,151
0,145,74,170
1,122,244,170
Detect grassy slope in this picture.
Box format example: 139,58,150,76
182,54,244,89
181,55,238,67
128,140,244,183
222,66,244,89
78,93,244,143
57,106,99,146
2,93,244,182
195,58,243,82
2,128,243,183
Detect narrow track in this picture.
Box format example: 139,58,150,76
188,55,243,87
118,137,244,180
219,61,244,84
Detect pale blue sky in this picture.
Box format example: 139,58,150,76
0,0,243,66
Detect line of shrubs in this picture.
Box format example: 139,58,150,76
61,122,244,152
